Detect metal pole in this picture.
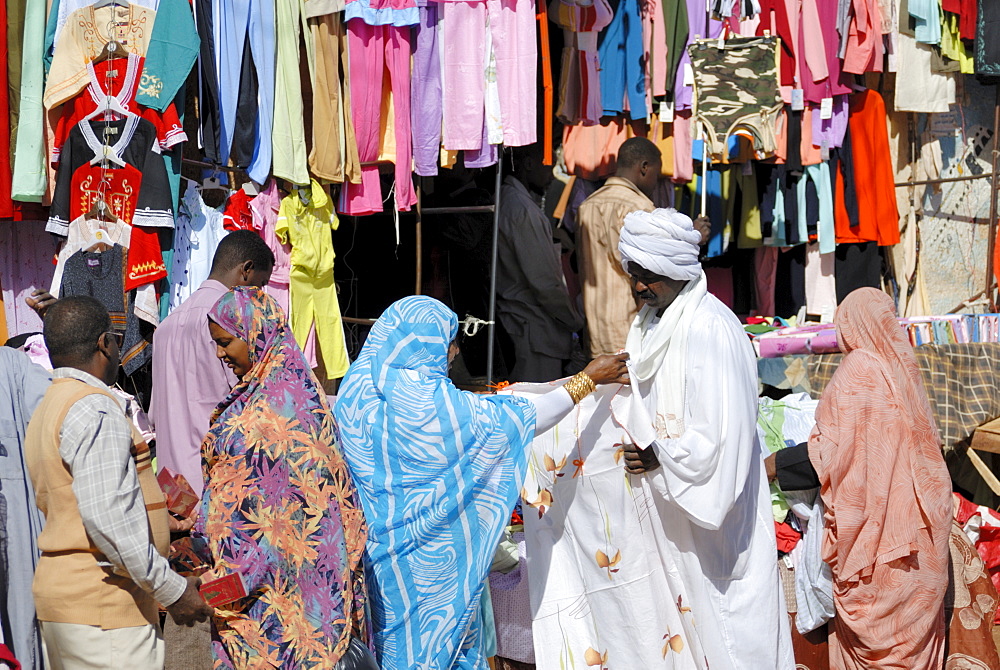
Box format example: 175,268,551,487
486,157,503,385
987,86,1000,311
894,172,997,188
415,182,423,295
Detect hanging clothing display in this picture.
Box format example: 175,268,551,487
550,0,614,125
44,3,156,110
47,116,175,234
59,244,152,375
410,3,443,176
169,184,228,312
833,90,900,247
133,0,200,111
688,35,782,161
51,54,186,163
272,0,312,185
0,0,13,219
277,180,349,378
309,10,361,184
597,0,647,119
10,0,48,202
441,0,538,150
49,214,161,325
339,20,416,215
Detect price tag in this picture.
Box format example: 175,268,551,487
658,99,674,123
683,63,694,87
791,89,804,112
820,97,833,120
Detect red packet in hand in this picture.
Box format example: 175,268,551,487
157,468,199,518
199,573,247,607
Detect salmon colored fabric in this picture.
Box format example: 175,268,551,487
808,288,952,670
834,90,900,246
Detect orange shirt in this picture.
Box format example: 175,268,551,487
834,89,900,246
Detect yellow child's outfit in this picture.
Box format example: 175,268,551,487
276,179,350,378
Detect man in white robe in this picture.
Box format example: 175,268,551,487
518,210,793,669
615,209,793,669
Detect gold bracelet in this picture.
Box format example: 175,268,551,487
563,372,597,404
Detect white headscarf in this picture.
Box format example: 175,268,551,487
618,208,702,281
613,209,707,446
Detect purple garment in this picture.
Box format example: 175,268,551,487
411,4,442,176
466,121,499,168
150,279,236,496
674,0,724,110
804,0,851,102
811,94,848,150
0,220,54,338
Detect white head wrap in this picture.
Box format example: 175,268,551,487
618,208,702,281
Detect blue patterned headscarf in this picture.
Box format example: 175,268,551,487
334,296,537,670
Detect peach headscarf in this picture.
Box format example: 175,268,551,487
808,288,952,584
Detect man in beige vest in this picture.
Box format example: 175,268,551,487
25,296,211,669
576,138,661,358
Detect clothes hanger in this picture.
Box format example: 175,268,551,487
83,195,114,252
92,40,124,66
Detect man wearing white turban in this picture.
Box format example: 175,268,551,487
614,208,793,669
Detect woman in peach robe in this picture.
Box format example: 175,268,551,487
808,288,953,669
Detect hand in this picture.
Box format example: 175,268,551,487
623,443,660,474
25,290,57,318
168,512,196,534
693,216,712,246
764,452,778,484
582,353,630,386
166,576,213,627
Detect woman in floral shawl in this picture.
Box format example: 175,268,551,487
195,286,367,669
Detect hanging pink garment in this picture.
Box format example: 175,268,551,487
442,0,537,150
672,111,693,183
340,19,416,215
0,217,55,337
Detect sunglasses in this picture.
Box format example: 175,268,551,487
104,331,124,348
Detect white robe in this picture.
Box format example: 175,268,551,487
516,294,793,670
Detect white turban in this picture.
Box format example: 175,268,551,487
618,208,703,281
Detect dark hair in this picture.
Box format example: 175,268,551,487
43,296,111,362
210,230,275,274
510,143,545,172
616,137,661,169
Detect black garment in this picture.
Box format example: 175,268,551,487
977,0,1000,80
229,34,259,167
774,244,806,318
60,244,152,376
785,107,803,175
775,442,820,491
835,241,881,303
829,134,860,230
196,0,221,163
758,163,777,239
47,117,174,232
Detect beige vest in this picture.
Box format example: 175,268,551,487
25,377,171,629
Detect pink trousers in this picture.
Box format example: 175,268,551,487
442,0,537,150
340,20,416,215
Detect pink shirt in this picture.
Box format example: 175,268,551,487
150,279,235,496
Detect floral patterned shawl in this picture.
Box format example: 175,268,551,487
196,286,367,669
